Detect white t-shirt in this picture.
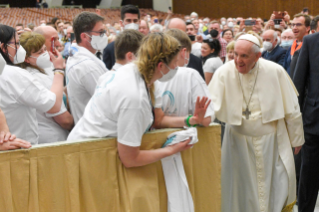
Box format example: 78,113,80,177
203,57,223,73
154,67,215,119
111,63,123,71
66,44,108,124
0,65,56,144
26,67,69,144
191,42,202,58
67,63,153,147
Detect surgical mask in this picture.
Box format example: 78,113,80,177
221,21,226,25
262,41,273,51
0,53,6,75
7,45,26,64
199,23,203,29
63,29,67,35
86,33,108,51
30,51,51,69
124,23,139,30
227,22,234,28
159,64,178,82
116,30,120,34
41,23,46,26
183,53,190,67
280,40,293,50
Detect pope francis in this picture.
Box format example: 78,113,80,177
208,34,304,212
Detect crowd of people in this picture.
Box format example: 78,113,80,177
0,4,318,211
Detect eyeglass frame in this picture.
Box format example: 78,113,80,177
86,30,107,37
291,23,305,27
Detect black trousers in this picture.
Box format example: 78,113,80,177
298,133,319,212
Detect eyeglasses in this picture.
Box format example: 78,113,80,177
86,30,107,37
7,41,20,46
291,23,304,27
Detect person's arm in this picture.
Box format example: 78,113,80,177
118,138,192,168
205,73,213,85
53,111,74,131
47,51,65,114
0,109,16,143
154,97,211,128
278,50,286,67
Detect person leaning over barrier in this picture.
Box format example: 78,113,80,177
68,33,210,167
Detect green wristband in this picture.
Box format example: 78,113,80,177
186,115,198,127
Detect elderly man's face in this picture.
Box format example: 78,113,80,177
192,20,199,29
281,31,294,41
139,20,149,35
234,40,261,74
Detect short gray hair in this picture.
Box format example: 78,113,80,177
235,40,260,54
150,24,163,32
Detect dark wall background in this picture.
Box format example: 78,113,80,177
173,0,318,19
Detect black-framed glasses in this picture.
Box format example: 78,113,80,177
86,30,107,37
291,23,304,27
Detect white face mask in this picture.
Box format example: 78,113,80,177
30,51,51,69
227,22,234,28
0,53,6,75
8,45,26,64
280,40,293,50
158,64,178,82
86,33,108,51
183,51,190,67
63,29,67,35
221,21,226,25
262,41,273,51
124,23,139,30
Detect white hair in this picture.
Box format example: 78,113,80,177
190,12,198,18
150,24,163,33
235,40,261,54
282,28,293,34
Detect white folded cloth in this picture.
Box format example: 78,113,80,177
161,127,197,212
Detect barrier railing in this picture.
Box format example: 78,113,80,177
0,125,221,212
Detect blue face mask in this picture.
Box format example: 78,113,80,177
280,40,293,50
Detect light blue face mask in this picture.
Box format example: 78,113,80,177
280,40,293,50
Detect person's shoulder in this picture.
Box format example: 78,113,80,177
304,32,319,41
275,45,287,54
259,58,286,75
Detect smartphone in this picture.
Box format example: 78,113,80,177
274,19,281,25
51,37,56,54
244,20,255,26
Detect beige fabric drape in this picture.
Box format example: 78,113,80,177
0,125,221,212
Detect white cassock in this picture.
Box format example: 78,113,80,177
208,58,304,212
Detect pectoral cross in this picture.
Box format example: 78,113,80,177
243,107,251,120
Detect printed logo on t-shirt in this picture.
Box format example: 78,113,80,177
162,90,177,115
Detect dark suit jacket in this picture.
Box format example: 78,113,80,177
283,46,292,74
188,53,205,80
261,45,286,67
293,32,319,135
289,49,300,79
103,41,115,70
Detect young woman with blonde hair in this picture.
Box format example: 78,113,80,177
68,33,208,167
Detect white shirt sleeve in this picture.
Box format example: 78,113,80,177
16,75,56,113
45,98,68,118
117,108,150,147
203,57,223,73
190,71,215,119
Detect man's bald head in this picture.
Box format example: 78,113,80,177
166,18,186,32
34,25,61,51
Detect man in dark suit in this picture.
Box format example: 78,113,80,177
103,4,140,70
261,29,286,67
283,13,310,75
293,31,319,212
